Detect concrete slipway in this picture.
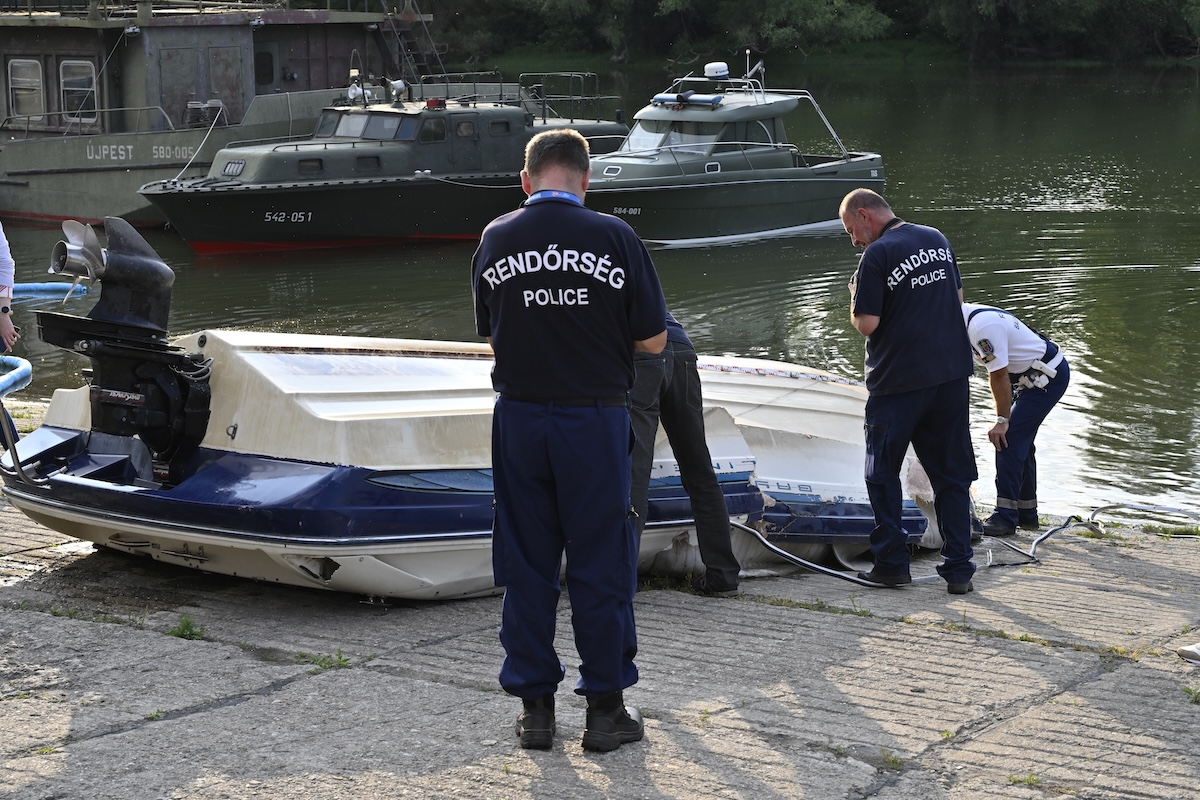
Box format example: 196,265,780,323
2,499,1199,800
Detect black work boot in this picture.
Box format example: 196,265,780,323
515,694,555,750
582,691,644,752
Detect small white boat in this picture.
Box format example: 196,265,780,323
0,218,927,600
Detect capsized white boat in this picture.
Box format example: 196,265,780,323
0,218,928,600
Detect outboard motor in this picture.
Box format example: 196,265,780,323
39,217,211,484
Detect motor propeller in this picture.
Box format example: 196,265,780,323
49,219,107,304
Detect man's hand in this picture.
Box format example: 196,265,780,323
0,314,18,352
988,421,1009,451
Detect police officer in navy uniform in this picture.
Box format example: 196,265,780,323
962,302,1070,536
472,129,667,752
841,188,978,594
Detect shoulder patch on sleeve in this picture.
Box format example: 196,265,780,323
977,338,996,363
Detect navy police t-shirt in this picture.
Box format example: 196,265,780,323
851,222,973,394
472,197,667,398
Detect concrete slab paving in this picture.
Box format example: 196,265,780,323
3,501,1200,799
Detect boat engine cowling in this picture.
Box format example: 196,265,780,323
37,216,211,484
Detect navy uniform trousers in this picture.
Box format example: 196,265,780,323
491,396,639,700
864,376,978,584
629,342,741,590
993,343,1070,527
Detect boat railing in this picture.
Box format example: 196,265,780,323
769,90,852,160
662,74,770,106
415,71,523,105
0,0,279,14
0,105,176,139
412,71,621,123
519,72,623,123
651,78,853,161
265,139,394,154
220,132,318,151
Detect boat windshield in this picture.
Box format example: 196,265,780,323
322,112,420,141
619,119,725,155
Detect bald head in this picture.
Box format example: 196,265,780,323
840,188,897,248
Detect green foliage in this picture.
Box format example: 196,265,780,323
429,0,1200,64
296,649,353,671
166,614,206,641
1008,771,1041,785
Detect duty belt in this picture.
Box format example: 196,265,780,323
503,394,628,407
1012,343,1064,390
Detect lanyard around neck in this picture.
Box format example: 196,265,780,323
524,190,583,207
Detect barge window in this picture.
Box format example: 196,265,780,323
7,59,44,120
60,61,97,123
298,158,323,175
418,118,446,143
356,155,381,172
363,114,400,140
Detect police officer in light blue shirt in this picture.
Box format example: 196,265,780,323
842,188,978,595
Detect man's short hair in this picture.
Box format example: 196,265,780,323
525,129,591,178
840,187,892,216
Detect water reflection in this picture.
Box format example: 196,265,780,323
3,63,1199,520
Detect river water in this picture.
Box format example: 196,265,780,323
3,62,1198,521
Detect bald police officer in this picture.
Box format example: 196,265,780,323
841,188,978,595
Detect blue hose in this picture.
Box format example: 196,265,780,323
0,355,33,397
14,282,88,296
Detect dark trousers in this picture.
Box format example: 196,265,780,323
491,397,639,699
630,341,741,589
864,377,978,584
993,355,1070,525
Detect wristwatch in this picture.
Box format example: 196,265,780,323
996,415,1009,424
0,305,9,315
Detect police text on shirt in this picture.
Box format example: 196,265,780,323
480,244,625,309
886,247,953,290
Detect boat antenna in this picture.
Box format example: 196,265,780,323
743,48,765,82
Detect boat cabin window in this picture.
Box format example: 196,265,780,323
298,158,323,175
60,61,97,124
356,155,381,173
7,59,45,121
396,117,420,140
619,119,723,155
745,120,773,146
363,114,401,140
314,111,339,138
419,118,447,143
456,120,476,138
663,121,723,154
333,113,369,138
490,120,512,136
712,120,775,153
